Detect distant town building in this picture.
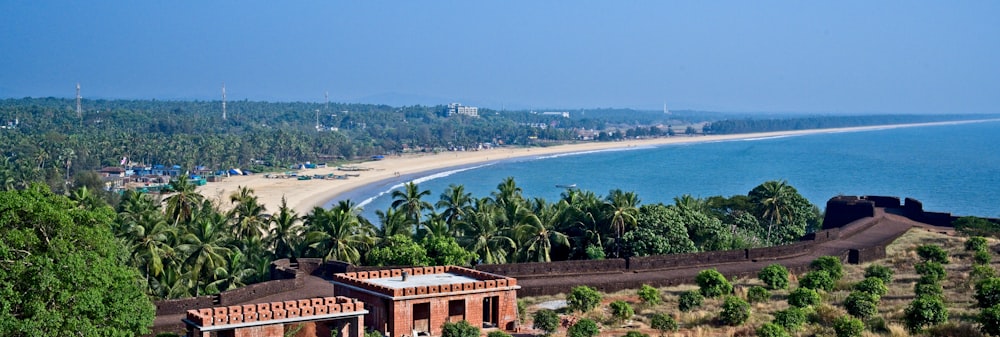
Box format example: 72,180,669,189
541,111,570,118
447,103,479,117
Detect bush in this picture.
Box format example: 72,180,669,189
678,290,704,312
441,321,480,337
696,269,733,298
773,307,807,332
649,313,678,333
980,304,1000,336
810,256,844,280
863,264,894,284
747,286,770,303
365,330,383,337
637,284,661,306
566,319,599,337
788,288,821,308
843,291,880,319
609,300,635,324
975,250,992,265
567,286,602,313
967,236,989,252
532,309,560,337
915,261,946,283
517,299,527,323
758,264,790,290
756,322,789,337
622,331,649,337
833,315,865,337
853,277,888,297
916,244,950,264
973,265,998,281
954,216,1000,237
487,331,512,337
799,270,835,292
904,295,948,332
976,277,1000,308
915,282,944,298
720,296,751,326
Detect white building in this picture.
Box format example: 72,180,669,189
448,103,479,117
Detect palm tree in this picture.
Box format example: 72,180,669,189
303,201,374,264
206,251,257,294
123,211,176,291
492,177,523,208
459,199,516,264
673,194,705,213
749,180,794,243
375,207,411,240
390,182,432,226
268,197,302,260
436,184,472,226
176,201,232,297
604,189,640,258
514,203,569,262
164,177,205,225
228,185,267,242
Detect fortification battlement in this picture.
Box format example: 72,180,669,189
331,265,517,298
184,296,363,328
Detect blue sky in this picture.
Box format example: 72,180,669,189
1,1,997,113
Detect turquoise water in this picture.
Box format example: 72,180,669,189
333,121,1000,220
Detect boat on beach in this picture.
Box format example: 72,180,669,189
555,183,577,189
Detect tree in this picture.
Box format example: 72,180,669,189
695,269,732,298
863,264,894,284
648,313,678,336
176,202,233,297
514,205,569,262
966,236,989,252
532,309,559,337
773,307,806,331
609,300,635,324
833,315,864,337
976,277,1000,308
853,277,888,297
748,180,816,244
459,199,515,264
567,286,602,313
421,235,478,266
916,244,950,264
719,296,751,326
809,256,844,281
366,235,431,266
391,182,432,226
604,189,639,258
799,270,834,292
441,320,479,337
567,319,600,337
163,177,204,225
787,288,820,308
954,216,1000,237
980,304,1000,336
755,323,789,337
843,291,879,319
904,295,948,332
758,264,790,290
678,290,703,312
747,286,770,303
268,197,302,259
303,201,375,264
437,184,472,226
621,204,696,257
915,261,946,283
0,185,155,335
637,284,661,306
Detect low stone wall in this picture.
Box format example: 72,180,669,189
185,296,362,328
475,258,626,278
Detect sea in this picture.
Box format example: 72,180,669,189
330,120,1000,221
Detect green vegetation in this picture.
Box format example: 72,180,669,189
799,270,835,292
695,269,732,298
843,292,880,319
566,319,599,337
772,307,807,331
747,286,770,303
677,290,703,312
719,296,751,326
567,286,602,313
966,236,989,252
916,244,950,264
755,322,790,337
853,277,888,297
648,313,677,334
609,300,635,324
440,320,479,337
487,331,512,337
863,264,894,284
954,216,1000,237
788,288,821,308
832,315,864,337
637,284,661,306
532,309,559,337
904,295,948,332
915,261,947,283
758,263,790,290
809,256,844,280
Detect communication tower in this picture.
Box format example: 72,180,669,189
76,83,82,119
325,91,329,111
222,83,227,120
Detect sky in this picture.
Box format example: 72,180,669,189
1,1,998,114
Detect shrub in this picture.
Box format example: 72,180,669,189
915,282,944,298
758,264,790,290
904,295,948,332
967,236,989,252
678,290,704,312
788,287,821,308
980,304,1000,336
976,277,1000,308
566,319,599,337
441,321,480,337
696,269,733,298
756,322,789,337
649,313,678,334
843,291,880,319
799,270,835,292
833,315,865,337
567,286,602,313
810,256,844,280
975,250,993,265
916,244,950,264
720,296,752,326
954,216,1000,237
517,299,527,323
915,261,946,283
487,331,512,337
863,264,894,284
773,307,807,332
637,284,661,306
532,309,559,337
365,330,383,337
853,277,888,297
747,286,770,303
973,265,998,281
623,331,649,337
609,300,634,324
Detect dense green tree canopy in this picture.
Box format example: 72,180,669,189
0,185,154,336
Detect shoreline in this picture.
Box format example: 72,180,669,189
196,119,1000,216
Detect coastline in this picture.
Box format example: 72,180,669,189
196,119,1000,216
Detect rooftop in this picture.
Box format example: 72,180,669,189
366,272,478,289
330,266,518,299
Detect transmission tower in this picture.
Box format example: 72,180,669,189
325,90,329,111
76,83,82,119
222,83,227,120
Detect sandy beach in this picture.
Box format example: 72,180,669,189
197,119,998,215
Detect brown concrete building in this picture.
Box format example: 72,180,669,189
182,296,366,337
331,266,519,337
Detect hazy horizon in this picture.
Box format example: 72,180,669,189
2,1,998,114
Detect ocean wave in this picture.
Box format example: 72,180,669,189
534,145,653,159
355,162,497,210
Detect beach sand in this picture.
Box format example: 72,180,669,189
196,120,997,215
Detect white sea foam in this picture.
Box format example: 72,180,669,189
355,162,497,210
534,145,653,160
